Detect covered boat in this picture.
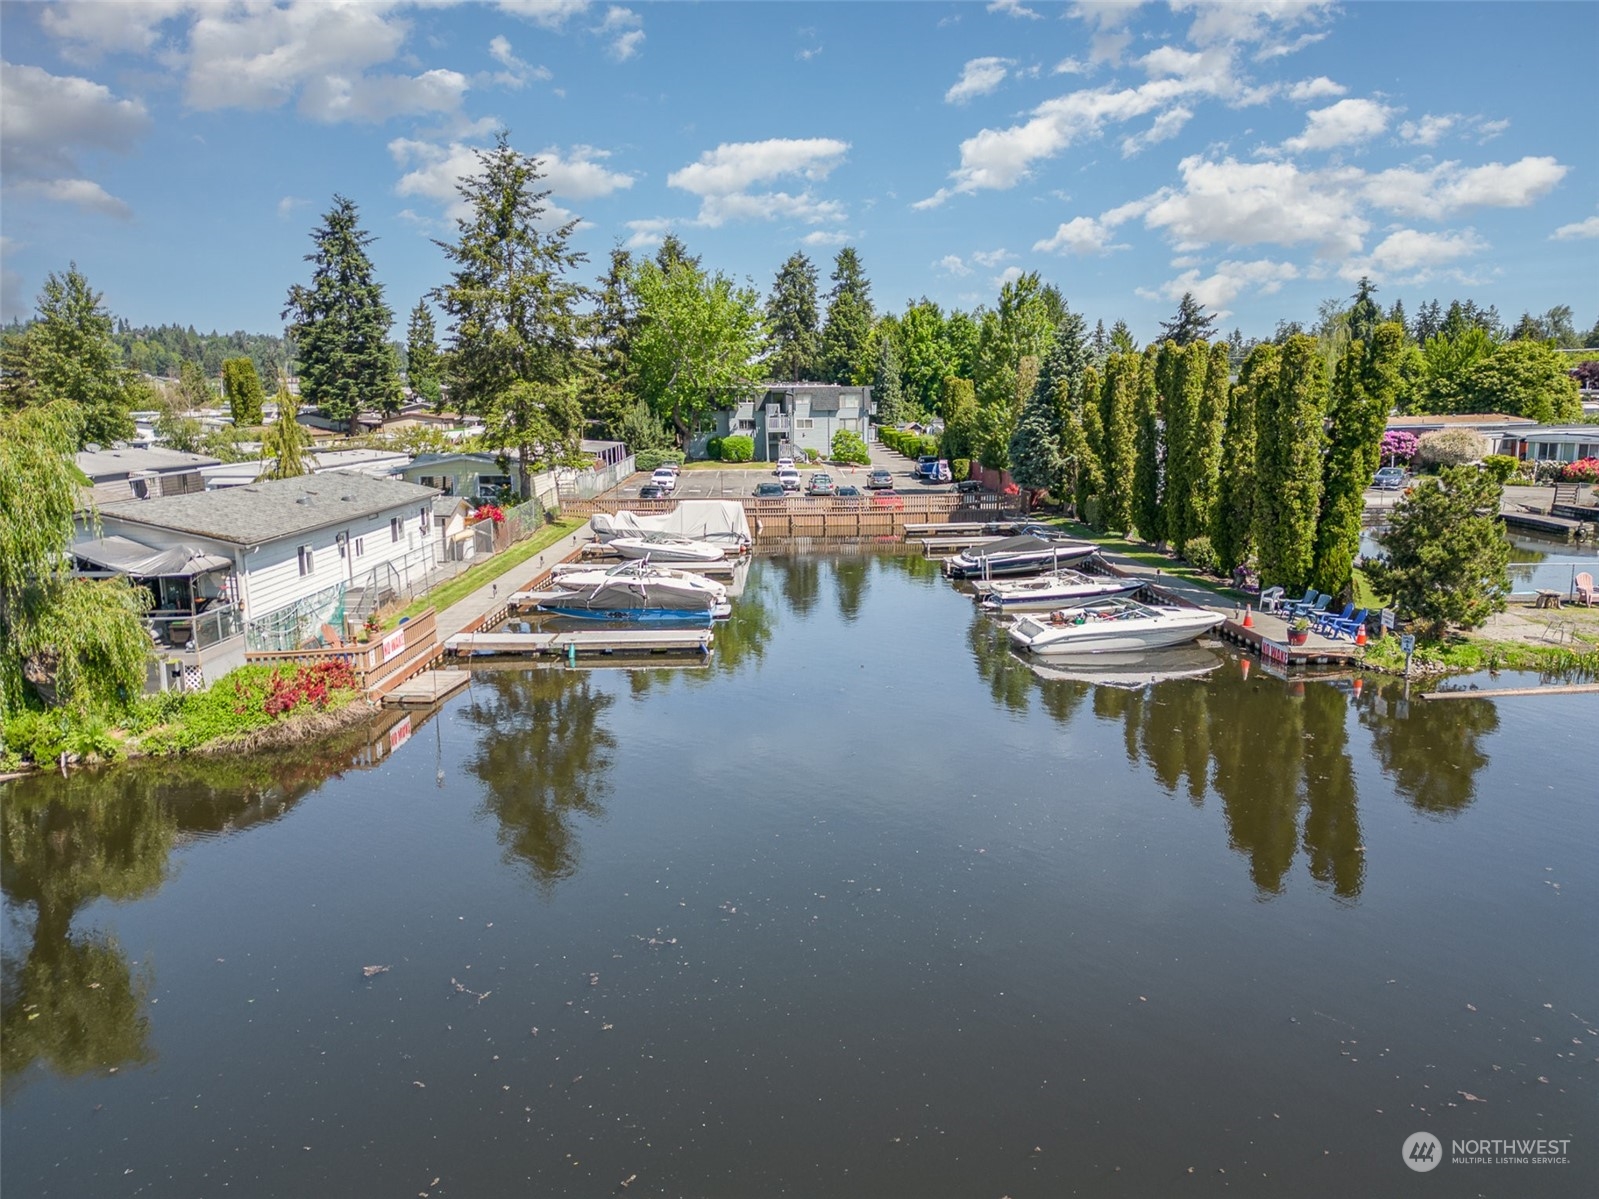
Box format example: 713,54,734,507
1007,597,1224,654
590,500,752,551
975,568,1142,612
944,535,1097,579
607,531,728,563
528,560,729,623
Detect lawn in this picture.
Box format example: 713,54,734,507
385,518,582,627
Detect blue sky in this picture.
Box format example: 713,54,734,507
3,1,1595,342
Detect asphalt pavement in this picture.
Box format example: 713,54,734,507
620,443,962,500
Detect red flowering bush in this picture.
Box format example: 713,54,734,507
248,659,361,717
1559,457,1599,483
473,503,506,524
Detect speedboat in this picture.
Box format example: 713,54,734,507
528,560,729,623
1007,597,1224,654
945,535,1097,579
607,531,728,563
976,568,1142,612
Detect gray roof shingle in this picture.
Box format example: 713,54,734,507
98,471,440,547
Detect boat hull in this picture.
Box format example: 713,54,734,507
946,542,1096,579
533,603,725,625
609,538,725,563
1008,606,1224,654
979,578,1142,611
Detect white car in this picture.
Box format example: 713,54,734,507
774,457,795,474
650,467,678,492
777,468,802,492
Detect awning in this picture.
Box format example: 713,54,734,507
72,535,232,577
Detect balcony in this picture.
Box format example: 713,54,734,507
765,415,792,432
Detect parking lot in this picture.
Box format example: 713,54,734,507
615,449,964,500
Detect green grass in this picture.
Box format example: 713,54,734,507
680,460,768,470
1362,633,1599,675
385,519,582,627
1042,519,1245,598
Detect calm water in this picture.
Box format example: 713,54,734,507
3,552,1595,1198
1362,526,1599,598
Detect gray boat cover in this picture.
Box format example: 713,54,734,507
590,500,751,544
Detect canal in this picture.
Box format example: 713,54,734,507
3,552,1594,1197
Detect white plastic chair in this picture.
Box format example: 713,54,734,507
1259,586,1286,613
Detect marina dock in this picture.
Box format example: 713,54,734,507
573,546,741,574
381,669,472,707
446,628,714,658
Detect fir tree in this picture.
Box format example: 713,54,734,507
282,195,401,433
221,357,265,426
654,234,699,273
587,247,639,437
764,252,822,382
405,300,442,409
1253,334,1327,592
819,248,875,385
432,133,589,498
1348,276,1381,346
1158,292,1218,345
1132,343,1164,544
871,329,905,427
1089,319,1109,368
1211,344,1272,574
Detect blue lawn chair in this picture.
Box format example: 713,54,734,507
1288,592,1331,621
1281,589,1321,618
1324,607,1368,641
1313,602,1354,634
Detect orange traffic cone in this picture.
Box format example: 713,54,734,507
1352,677,1363,698
1242,604,1254,629
1240,657,1252,680
1355,624,1367,646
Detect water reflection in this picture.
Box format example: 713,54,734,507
460,669,616,888
831,556,872,623
0,709,421,1096
1357,680,1496,817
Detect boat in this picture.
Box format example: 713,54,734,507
975,568,1143,612
526,560,730,623
944,535,1097,579
1019,645,1223,689
1006,597,1225,654
607,531,729,563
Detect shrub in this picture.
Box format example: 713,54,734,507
635,448,685,472
952,458,970,482
720,434,754,463
1380,430,1418,463
1560,456,1599,483
830,429,871,465
1181,535,1220,575
706,436,723,460
802,447,821,463
1479,454,1518,485
1415,429,1487,469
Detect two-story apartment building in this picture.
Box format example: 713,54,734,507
690,383,874,462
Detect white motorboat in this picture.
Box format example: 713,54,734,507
525,559,729,623
548,558,729,603
607,531,728,563
1007,597,1224,654
976,568,1142,612
945,535,1097,579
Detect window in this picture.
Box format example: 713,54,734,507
391,516,403,542
795,418,815,430
353,537,365,558
735,419,756,432
297,545,314,576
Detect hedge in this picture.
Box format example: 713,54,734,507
877,427,940,459
719,434,754,462
635,448,686,471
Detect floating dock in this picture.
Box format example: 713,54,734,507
381,669,472,707
1500,508,1585,540
903,520,1030,539
918,535,1009,554
445,628,714,658
1214,609,1366,668
574,545,741,574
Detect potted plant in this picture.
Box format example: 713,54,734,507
1286,617,1312,646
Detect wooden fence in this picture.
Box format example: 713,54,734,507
559,492,1013,536
244,608,441,698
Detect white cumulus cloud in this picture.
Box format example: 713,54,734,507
1033,215,1129,255
946,57,1012,105
937,255,973,276
1138,257,1300,315
391,137,633,224
669,137,850,227
1282,97,1392,153
1399,113,1455,146
1143,154,1367,256
1286,75,1345,102
1552,214,1599,240
0,61,148,217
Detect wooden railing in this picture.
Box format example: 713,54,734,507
245,608,440,696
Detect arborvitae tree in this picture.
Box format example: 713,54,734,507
282,195,401,434
1158,291,1218,345
221,357,265,426
764,252,822,382
1155,340,1203,549
1187,343,1230,543
819,247,874,384
433,133,589,498
1212,344,1271,574
405,300,442,409
0,264,138,449
939,376,979,462
1075,363,1105,522
870,327,905,427
258,388,310,480
1132,343,1164,544
1363,466,1510,633
1097,351,1139,534
588,247,639,437
1253,333,1328,592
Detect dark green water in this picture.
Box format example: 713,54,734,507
3,552,1594,1197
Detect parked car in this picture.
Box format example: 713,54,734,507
651,467,678,491
806,473,836,496
928,459,952,484
753,481,787,498
916,455,940,480
871,489,905,510
638,483,666,499
778,468,802,492
774,457,795,474
955,478,984,494
867,468,895,489
1373,466,1406,490
836,485,863,501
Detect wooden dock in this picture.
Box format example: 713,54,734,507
903,520,1029,538
1215,609,1366,667
1501,508,1584,540
445,628,714,658
381,669,471,707
918,535,1008,554
573,546,741,574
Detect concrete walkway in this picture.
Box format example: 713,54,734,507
433,523,594,640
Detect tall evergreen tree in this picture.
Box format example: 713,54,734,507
1074,363,1105,522
764,253,822,382
819,247,874,384
1348,277,1381,346
258,388,310,480
1156,340,1208,549
173,359,214,412
1096,352,1139,534
282,196,401,434
1132,343,1164,544
587,247,639,438
1253,334,1328,592
1089,319,1109,368
1312,322,1404,598
1109,319,1138,354
1158,292,1218,345
0,264,138,449
871,328,905,427
654,234,699,273
1212,344,1271,574
432,133,589,498
405,299,442,409
1187,343,1230,544
221,357,265,426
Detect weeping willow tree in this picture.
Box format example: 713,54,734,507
258,388,311,481
1,404,152,723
